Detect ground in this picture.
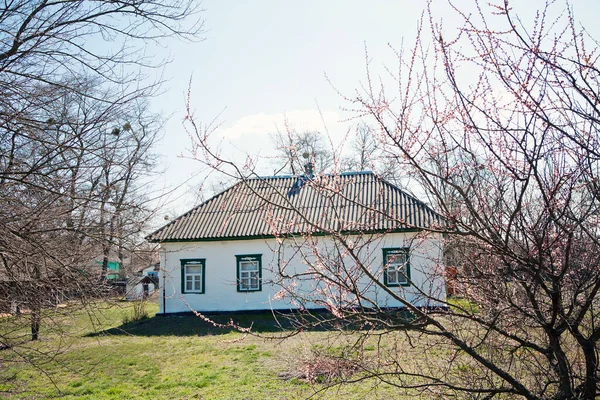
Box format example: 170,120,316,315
0,300,430,399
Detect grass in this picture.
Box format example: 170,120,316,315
0,300,423,399
447,296,480,314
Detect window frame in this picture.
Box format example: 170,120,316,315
236,254,262,292
181,258,205,294
382,248,410,287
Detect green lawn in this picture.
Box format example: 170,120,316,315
0,300,419,399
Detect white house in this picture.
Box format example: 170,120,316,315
139,263,160,285
147,171,446,314
124,263,160,300
125,275,156,300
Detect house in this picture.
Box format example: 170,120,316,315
125,275,156,300
139,263,160,286
94,260,122,280
147,171,446,314
125,263,160,300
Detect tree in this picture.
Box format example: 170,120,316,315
0,0,202,385
341,122,401,184
90,101,163,282
0,1,201,92
1,82,162,339
185,1,600,398
271,126,333,175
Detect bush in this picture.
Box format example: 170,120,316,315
122,300,149,324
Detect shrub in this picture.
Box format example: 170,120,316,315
122,300,149,324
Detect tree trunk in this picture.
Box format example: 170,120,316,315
30,306,40,341
100,253,109,282
31,265,41,341
579,340,598,400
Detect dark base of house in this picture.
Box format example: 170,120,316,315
155,305,449,317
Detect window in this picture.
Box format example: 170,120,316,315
181,259,205,294
383,248,410,287
236,254,262,292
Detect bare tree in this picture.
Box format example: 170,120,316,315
271,126,333,175
91,103,163,281
0,1,202,93
342,122,401,183
184,1,600,398
0,0,202,388
1,82,162,336
341,123,377,172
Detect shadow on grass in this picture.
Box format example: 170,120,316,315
87,308,419,337
86,312,294,337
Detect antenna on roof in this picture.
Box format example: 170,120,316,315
302,152,314,178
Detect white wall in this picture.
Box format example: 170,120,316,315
126,280,155,300
158,232,446,314
141,265,155,275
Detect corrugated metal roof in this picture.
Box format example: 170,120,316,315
147,172,442,242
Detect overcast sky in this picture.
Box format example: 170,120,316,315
148,0,600,216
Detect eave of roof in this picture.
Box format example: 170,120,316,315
153,227,426,243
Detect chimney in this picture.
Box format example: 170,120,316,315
304,162,314,178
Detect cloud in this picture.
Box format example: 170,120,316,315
219,109,342,139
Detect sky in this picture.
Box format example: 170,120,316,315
146,0,600,217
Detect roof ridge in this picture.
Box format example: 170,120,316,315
249,170,375,180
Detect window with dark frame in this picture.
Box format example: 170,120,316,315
236,254,262,292
383,248,410,287
181,259,205,294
